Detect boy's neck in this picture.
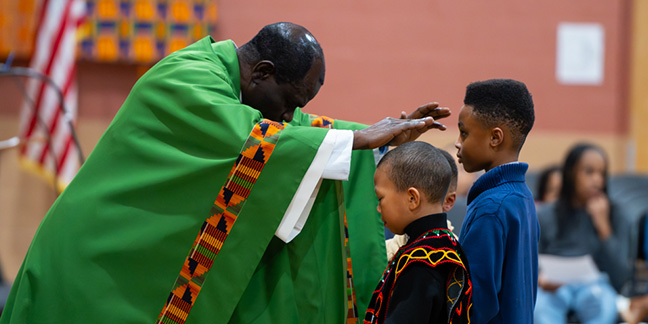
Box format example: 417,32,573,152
402,198,445,235
485,152,519,172
411,204,444,220
403,205,448,239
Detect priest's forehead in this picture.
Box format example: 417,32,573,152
294,58,325,106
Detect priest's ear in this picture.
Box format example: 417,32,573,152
251,60,275,82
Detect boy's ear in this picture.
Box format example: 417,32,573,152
443,191,457,212
407,187,421,210
251,60,275,82
490,127,504,148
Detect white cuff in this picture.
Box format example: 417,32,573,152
321,129,353,180
275,131,337,243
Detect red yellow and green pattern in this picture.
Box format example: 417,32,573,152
158,120,285,324
364,229,472,324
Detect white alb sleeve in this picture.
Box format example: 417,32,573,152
274,129,353,242
321,130,353,180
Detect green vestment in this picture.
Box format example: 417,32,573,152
0,37,385,324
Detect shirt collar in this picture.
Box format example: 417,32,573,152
404,213,448,243
467,162,529,204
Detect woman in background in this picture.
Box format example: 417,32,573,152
535,143,631,324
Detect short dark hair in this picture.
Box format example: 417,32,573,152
438,148,458,192
464,79,535,150
377,142,451,204
244,22,324,84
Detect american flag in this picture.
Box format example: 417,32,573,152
18,0,86,192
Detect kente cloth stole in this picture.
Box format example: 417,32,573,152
157,120,285,324
309,115,359,323
364,229,473,324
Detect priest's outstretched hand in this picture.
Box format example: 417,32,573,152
351,102,450,150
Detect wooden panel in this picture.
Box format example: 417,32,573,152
630,0,648,171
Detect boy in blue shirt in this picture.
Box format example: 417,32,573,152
455,79,538,323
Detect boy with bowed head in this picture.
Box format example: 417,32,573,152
455,79,538,323
384,148,461,260
364,141,472,324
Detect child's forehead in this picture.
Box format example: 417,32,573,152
458,105,479,124
375,164,391,179
460,105,494,129
459,104,476,116
374,164,399,186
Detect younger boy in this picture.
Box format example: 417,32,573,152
455,79,538,323
385,148,460,260
364,141,472,324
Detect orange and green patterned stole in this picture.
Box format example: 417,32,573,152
344,209,359,323
309,114,360,323
363,229,473,324
157,120,285,324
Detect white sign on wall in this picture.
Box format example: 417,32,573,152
556,22,605,85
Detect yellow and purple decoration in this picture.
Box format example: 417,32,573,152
0,0,39,58
79,0,218,63
0,0,217,63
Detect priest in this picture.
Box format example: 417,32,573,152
1,22,450,324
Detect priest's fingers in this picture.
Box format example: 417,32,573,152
405,102,438,119
380,117,437,146
417,106,451,121
403,120,446,143
352,117,433,150
427,120,447,131
406,103,451,120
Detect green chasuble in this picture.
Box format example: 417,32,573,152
229,111,387,323
1,37,385,324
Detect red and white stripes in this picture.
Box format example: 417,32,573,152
19,0,85,191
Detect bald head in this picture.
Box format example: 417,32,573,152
236,23,326,122
239,22,325,85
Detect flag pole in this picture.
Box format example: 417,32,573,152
0,65,85,165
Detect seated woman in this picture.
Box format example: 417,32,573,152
535,143,632,324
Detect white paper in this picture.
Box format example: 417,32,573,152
538,254,601,284
556,22,605,85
